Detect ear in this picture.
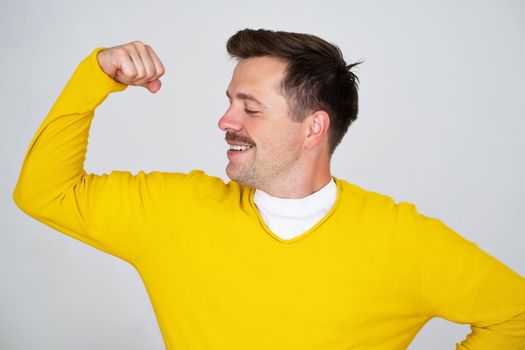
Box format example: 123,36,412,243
304,110,330,151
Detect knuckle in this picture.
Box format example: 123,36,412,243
114,47,126,56
146,67,155,78
122,42,135,51
115,47,130,60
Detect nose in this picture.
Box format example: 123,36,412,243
218,106,242,132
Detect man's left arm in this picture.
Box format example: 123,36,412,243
416,211,525,349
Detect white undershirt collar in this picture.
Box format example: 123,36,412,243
253,179,337,240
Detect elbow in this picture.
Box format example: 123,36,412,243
13,179,41,217
13,181,31,215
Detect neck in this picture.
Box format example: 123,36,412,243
257,159,332,199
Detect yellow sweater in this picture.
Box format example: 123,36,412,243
14,48,525,350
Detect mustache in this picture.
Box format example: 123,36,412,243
225,132,255,146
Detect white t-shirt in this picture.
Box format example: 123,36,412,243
253,179,337,240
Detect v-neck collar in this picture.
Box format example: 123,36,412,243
247,177,343,244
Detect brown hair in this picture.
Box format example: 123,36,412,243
227,28,360,155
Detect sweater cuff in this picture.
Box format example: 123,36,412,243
47,48,128,117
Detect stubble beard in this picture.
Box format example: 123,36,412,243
226,159,261,189
227,150,301,192
225,130,304,191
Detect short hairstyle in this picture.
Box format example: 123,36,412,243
227,28,360,155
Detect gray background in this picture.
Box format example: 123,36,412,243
1,0,524,349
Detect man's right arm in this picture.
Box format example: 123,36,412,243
13,42,184,263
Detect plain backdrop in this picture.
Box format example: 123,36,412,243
1,0,524,349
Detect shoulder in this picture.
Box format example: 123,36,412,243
169,170,250,203
334,177,417,217
334,177,459,239
136,169,252,215
333,178,429,253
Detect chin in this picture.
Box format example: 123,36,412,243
225,167,242,184
225,164,236,180
226,166,256,188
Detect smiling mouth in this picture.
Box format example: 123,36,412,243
225,132,255,152
228,144,254,152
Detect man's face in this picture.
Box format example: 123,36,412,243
218,56,305,190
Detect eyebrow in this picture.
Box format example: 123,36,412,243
226,91,266,108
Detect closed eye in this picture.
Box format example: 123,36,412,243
245,108,259,115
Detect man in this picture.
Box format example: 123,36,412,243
13,29,525,349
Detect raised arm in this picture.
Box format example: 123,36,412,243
12,42,181,263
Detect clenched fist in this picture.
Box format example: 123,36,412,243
97,41,165,93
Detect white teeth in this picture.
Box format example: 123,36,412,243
229,145,253,151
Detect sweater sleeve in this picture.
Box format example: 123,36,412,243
416,211,525,349
13,48,188,263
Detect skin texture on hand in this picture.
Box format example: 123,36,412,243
97,41,165,93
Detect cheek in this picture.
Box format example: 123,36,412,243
284,124,304,146
249,117,303,156
268,126,303,155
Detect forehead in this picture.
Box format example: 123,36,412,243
228,56,288,96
